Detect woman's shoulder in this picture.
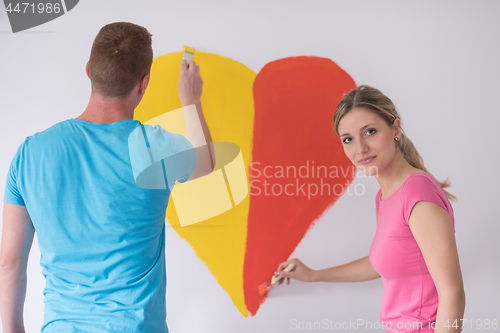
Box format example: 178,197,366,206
401,171,442,196
400,171,453,211
400,170,455,226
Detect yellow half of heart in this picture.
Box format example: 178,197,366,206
134,51,256,317
143,108,248,227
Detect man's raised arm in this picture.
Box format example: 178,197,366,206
178,59,215,179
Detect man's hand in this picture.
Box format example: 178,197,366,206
178,59,203,106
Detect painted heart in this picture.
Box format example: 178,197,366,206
134,52,356,317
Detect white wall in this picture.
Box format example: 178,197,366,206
1,1,499,332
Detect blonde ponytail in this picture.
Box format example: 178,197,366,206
398,131,457,202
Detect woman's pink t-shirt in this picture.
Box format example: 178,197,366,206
369,172,455,332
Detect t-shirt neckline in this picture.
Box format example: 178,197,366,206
68,118,137,126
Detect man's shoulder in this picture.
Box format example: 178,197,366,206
21,119,75,147
140,123,192,147
33,118,74,136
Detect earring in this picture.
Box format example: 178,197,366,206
394,137,399,141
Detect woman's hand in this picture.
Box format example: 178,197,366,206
276,258,317,284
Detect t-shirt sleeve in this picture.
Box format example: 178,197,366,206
375,189,381,214
168,132,198,183
130,124,198,190
3,141,26,206
400,174,450,226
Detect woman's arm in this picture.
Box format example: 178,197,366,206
409,201,465,332
277,211,380,283
277,256,380,283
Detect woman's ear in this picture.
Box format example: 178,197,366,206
393,118,402,138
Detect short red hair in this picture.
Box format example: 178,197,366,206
88,22,153,98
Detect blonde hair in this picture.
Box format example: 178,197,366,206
333,85,457,202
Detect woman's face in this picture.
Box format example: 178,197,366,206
337,107,399,177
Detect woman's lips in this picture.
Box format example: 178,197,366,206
358,156,376,165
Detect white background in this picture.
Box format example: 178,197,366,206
1,1,499,332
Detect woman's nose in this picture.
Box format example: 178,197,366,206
357,138,369,155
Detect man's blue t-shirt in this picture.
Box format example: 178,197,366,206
3,118,196,332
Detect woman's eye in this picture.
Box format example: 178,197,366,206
366,129,376,136
343,137,352,144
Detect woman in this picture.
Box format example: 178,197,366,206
277,86,465,332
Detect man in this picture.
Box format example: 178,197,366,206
0,22,212,332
